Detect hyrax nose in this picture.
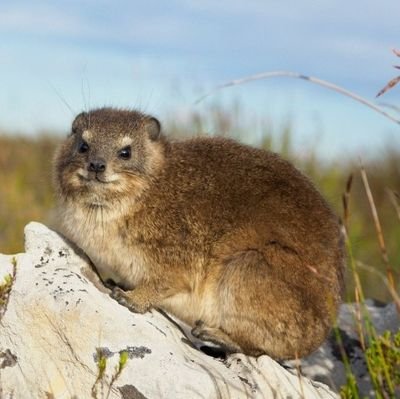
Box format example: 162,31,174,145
88,159,106,173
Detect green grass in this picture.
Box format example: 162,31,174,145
0,274,13,308
0,134,58,254
91,348,129,399
338,229,400,398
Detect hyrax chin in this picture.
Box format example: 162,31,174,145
54,107,345,360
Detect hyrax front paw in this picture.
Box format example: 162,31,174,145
191,320,242,354
191,320,222,344
191,320,206,339
111,286,151,314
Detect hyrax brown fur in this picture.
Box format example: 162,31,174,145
54,107,345,360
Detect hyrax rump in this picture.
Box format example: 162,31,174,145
54,107,345,360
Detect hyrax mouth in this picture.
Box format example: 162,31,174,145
76,168,116,185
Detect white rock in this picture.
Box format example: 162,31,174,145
0,222,337,399
0,254,14,283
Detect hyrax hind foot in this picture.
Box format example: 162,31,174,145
191,320,242,354
111,286,152,314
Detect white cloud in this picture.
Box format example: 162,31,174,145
0,2,196,48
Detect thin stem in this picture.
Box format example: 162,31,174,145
356,261,400,310
359,162,399,313
378,102,400,114
360,164,390,266
386,189,400,222
196,71,400,125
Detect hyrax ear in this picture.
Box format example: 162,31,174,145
70,111,88,135
144,117,161,141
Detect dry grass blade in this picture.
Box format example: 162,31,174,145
376,76,400,98
376,48,400,98
354,288,366,351
356,261,400,313
360,163,389,265
293,351,306,399
386,189,400,222
342,174,353,233
195,70,400,125
378,102,400,114
359,162,398,310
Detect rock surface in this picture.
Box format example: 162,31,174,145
2,223,399,398
298,300,399,396
0,222,337,399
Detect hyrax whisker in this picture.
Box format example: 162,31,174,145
47,80,76,116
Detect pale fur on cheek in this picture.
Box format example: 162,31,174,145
77,168,89,179
103,172,120,183
82,130,92,141
66,172,85,190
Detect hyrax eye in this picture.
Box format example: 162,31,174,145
118,146,131,160
78,140,89,153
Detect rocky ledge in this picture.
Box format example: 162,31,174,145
0,223,398,398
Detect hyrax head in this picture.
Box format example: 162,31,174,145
54,107,163,209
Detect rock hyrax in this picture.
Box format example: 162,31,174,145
54,107,345,359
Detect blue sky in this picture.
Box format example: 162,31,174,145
0,0,399,159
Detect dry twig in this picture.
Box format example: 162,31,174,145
376,48,400,98
386,189,400,223
342,174,353,233
359,162,398,307
196,70,400,125
356,261,400,310
378,103,400,114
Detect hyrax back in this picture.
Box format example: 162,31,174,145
54,107,345,359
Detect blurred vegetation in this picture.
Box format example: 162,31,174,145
0,133,58,253
0,104,399,302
